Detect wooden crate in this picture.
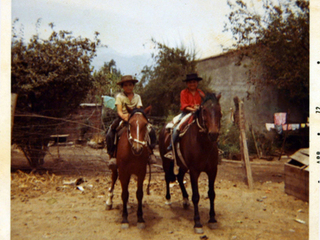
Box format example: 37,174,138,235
284,149,309,202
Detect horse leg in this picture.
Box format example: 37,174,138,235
136,174,146,229
120,174,130,229
106,168,118,210
190,171,203,234
208,169,218,229
164,161,175,205
177,168,189,209
164,171,172,205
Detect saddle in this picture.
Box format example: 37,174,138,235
115,120,127,136
165,113,195,136
165,114,194,173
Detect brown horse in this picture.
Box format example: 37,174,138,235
106,106,152,229
159,92,222,234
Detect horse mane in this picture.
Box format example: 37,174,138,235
194,92,219,118
202,92,219,105
128,108,149,121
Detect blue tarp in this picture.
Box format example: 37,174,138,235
102,95,116,110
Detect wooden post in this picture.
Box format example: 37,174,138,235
11,93,18,135
239,100,254,189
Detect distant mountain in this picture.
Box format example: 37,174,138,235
91,47,153,76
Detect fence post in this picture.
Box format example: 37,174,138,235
239,100,254,190
11,93,18,135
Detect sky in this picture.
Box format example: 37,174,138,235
11,0,240,74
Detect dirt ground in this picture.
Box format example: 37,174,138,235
11,145,309,240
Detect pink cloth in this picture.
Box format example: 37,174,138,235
274,112,287,125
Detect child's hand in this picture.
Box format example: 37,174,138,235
122,113,129,122
191,105,200,112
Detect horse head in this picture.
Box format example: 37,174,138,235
199,93,222,142
126,105,152,155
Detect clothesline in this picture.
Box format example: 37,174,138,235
266,112,309,134
265,123,309,133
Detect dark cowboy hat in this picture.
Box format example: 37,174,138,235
183,73,203,82
117,75,139,86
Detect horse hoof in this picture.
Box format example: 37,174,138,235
194,227,204,234
121,223,129,229
183,198,190,209
105,204,112,210
208,222,218,229
137,222,146,229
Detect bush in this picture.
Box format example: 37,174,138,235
11,20,102,168
219,122,241,159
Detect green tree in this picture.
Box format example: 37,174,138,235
11,19,103,168
139,40,210,117
87,60,122,102
224,0,309,117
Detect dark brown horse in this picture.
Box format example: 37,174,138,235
159,92,222,234
106,106,152,229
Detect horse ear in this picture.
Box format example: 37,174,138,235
216,93,221,101
144,105,152,115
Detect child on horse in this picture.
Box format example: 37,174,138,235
166,73,205,154
106,75,157,169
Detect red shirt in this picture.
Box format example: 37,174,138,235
180,88,205,111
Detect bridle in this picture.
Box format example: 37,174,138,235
196,98,221,133
196,106,207,133
127,112,149,156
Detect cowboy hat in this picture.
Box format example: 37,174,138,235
183,73,203,82
117,75,139,86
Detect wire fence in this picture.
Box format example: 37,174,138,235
12,105,167,170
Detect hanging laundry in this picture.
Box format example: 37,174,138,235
274,112,287,125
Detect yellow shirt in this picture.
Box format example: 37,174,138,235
115,92,143,114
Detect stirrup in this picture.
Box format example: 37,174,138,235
164,151,174,160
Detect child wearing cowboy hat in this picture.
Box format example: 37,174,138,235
106,75,157,169
166,73,205,153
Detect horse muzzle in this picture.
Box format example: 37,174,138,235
132,143,144,155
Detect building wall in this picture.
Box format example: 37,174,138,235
196,52,306,134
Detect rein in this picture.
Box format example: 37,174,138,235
195,105,208,133
195,94,219,133
127,112,149,156
196,113,207,132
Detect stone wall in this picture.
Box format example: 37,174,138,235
196,52,306,134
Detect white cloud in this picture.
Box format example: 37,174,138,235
12,0,234,57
